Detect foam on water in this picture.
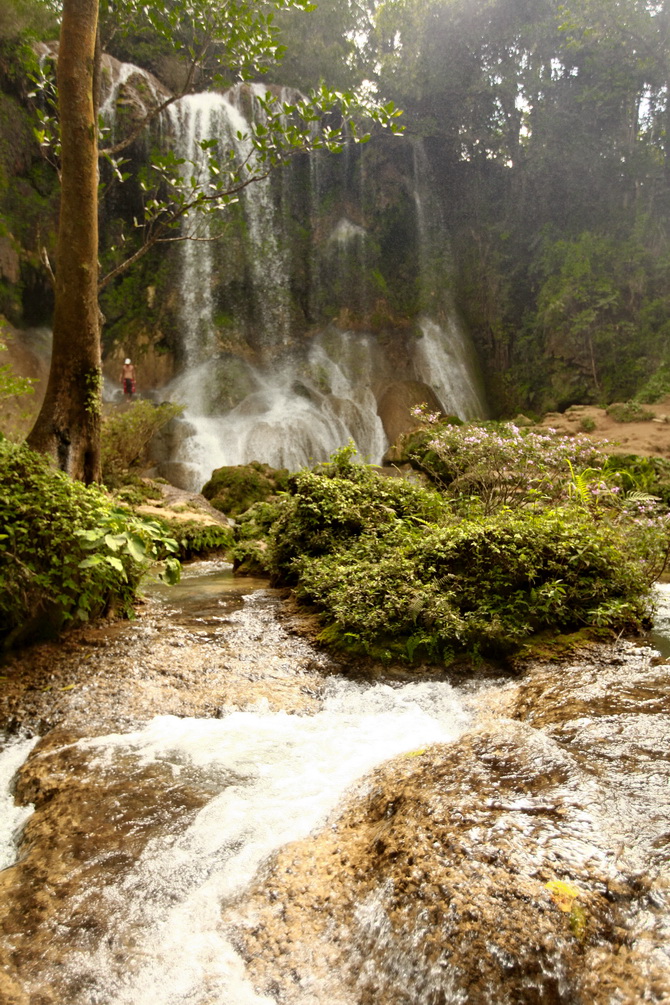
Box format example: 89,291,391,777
0,734,38,870
65,678,471,1004
162,331,388,487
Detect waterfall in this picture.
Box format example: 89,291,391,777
99,55,168,123
414,317,484,418
227,83,295,350
166,93,234,365
166,85,299,366
95,65,487,488
157,329,388,487
411,140,484,419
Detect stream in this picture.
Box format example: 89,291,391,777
1,567,669,1004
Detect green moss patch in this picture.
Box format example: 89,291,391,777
202,461,290,517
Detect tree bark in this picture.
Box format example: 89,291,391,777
27,0,102,483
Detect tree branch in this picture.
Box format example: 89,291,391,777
99,45,206,158
97,164,274,292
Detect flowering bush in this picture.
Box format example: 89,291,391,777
406,416,670,587
409,412,610,514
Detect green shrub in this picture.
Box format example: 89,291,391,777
605,401,655,423
155,518,234,561
267,445,449,580
579,416,596,433
287,507,649,661
0,442,179,647
603,454,670,505
232,498,286,575
0,331,35,403
101,400,183,483
635,366,670,404
258,444,657,662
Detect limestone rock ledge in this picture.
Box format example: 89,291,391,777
230,719,668,1005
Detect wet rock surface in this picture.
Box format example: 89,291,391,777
0,562,343,1004
1,725,219,1005
229,643,670,1005
0,563,333,737
1,568,669,1004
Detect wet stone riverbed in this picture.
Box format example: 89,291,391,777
1,565,669,1004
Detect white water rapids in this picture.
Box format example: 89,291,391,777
0,734,37,871
0,574,475,1004
65,681,470,1004
3,579,670,1003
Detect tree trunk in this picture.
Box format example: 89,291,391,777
27,0,102,483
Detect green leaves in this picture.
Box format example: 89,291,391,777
0,330,36,403
101,400,184,481
0,442,181,646
242,441,656,663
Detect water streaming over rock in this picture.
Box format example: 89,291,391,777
130,81,489,489
1,577,670,1003
0,577,474,1005
0,734,37,871
158,328,388,483
67,682,470,1004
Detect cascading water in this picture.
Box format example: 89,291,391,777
2,573,670,1003
413,317,483,419
99,54,168,125
145,81,487,489
0,734,37,871
160,328,388,483
68,681,470,1004
166,86,299,367
0,573,476,1005
410,140,484,418
166,93,231,366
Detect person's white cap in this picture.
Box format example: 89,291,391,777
125,358,131,364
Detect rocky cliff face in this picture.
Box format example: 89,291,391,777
0,50,487,481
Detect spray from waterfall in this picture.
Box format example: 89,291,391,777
116,73,490,488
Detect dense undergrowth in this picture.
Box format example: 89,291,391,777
234,424,670,663
0,441,180,648
4,414,669,662
101,400,183,486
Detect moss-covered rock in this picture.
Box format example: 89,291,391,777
202,461,290,517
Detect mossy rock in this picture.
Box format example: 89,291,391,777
232,538,271,577
231,499,287,576
385,418,462,466
202,462,290,517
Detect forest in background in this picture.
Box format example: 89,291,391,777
1,0,670,417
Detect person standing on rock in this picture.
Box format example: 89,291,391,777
120,358,136,399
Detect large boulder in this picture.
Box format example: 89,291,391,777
376,380,442,446
202,461,290,517
231,717,666,1004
